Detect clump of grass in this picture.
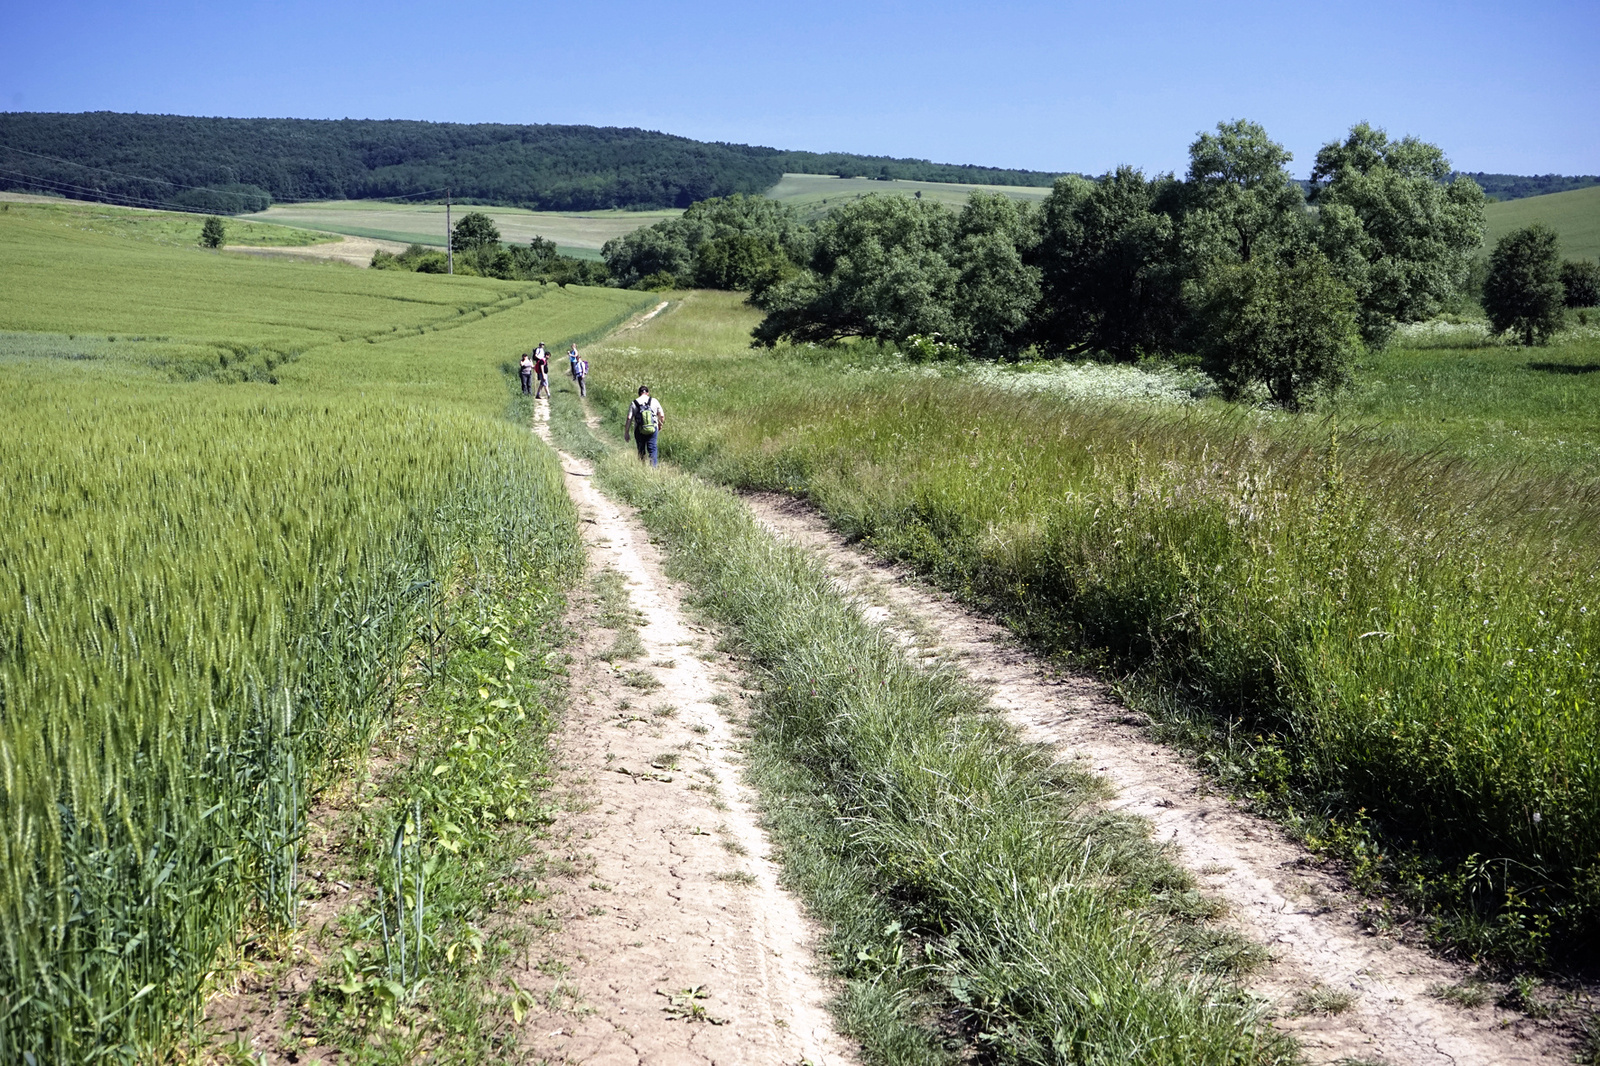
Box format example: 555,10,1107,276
593,569,646,662
1428,981,1491,1008
598,453,1292,1065
1289,985,1357,1016
712,871,757,886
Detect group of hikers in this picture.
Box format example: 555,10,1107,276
520,342,588,399
519,342,665,467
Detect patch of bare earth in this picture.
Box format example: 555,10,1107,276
518,401,857,1065
744,491,1586,1066
224,234,409,267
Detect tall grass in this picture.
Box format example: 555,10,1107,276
0,208,651,1059
588,292,1600,965
598,453,1290,1065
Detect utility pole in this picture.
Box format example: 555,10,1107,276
445,189,453,275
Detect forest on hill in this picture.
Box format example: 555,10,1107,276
0,112,1063,213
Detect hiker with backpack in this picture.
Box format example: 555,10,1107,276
518,351,534,395
624,385,665,466
573,354,589,398
532,342,550,399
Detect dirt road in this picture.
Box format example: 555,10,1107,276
519,402,856,1065
744,492,1581,1066
224,234,409,267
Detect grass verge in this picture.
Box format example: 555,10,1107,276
590,447,1291,1065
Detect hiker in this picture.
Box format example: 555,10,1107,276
533,343,550,399
518,351,534,395
568,344,581,380
624,385,665,466
574,354,589,398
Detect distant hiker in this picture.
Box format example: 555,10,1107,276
574,356,589,398
519,351,534,395
624,385,664,466
568,344,581,380
533,343,550,399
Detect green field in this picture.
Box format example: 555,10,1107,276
0,199,653,1059
247,199,682,259
765,171,1053,215
2,194,337,247
585,291,1600,967
1484,184,1600,261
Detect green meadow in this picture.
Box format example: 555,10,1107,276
248,199,681,259
1485,184,1600,262
0,200,653,1060
587,291,1600,967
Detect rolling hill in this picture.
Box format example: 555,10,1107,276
0,112,1064,214
1483,184,1600,261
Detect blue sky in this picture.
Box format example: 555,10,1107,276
4,0,1596,177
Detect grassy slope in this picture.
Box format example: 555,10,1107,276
1484,184,1600,261
585,291,1600,967
2,196,337,246
249,200,681,258
0,201,654,1059
765,172,1052,217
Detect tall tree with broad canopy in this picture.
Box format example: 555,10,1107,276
1483,223,1565,345
1309,123,1486,347
1028,168,1185,360
949,192,1040,358
751,195,957,346
1182,119,1306,268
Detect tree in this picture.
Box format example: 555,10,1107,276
450,211,501,252
1309,123,1486,347
751,195,957,346
1182,119,1306,267
1483,223,1565,345
1195,252,1361,410
1029,168,1184,360
949,192,1039,358
1561,259,1600,308
199,216,226,249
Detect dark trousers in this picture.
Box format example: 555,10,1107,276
635,431,658,466
576,375,587,397
520,371,532,395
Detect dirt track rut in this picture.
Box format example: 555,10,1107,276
519,402,855,1065
744,492,1578,1066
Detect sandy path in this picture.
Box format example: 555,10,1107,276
743,492,1580,1066
518,404,856,1065
224,234,408,267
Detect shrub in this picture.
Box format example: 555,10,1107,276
1483,223,1565,345
1562,258,1600,308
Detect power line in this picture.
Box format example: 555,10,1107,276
0,166,214,213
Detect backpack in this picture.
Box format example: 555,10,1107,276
635,400,658,435
575,359,588,377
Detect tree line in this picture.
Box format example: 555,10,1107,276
0,112,1064,214
607,121,1596,408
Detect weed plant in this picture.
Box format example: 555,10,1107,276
585,291,1600,967
597,452,1291,1065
